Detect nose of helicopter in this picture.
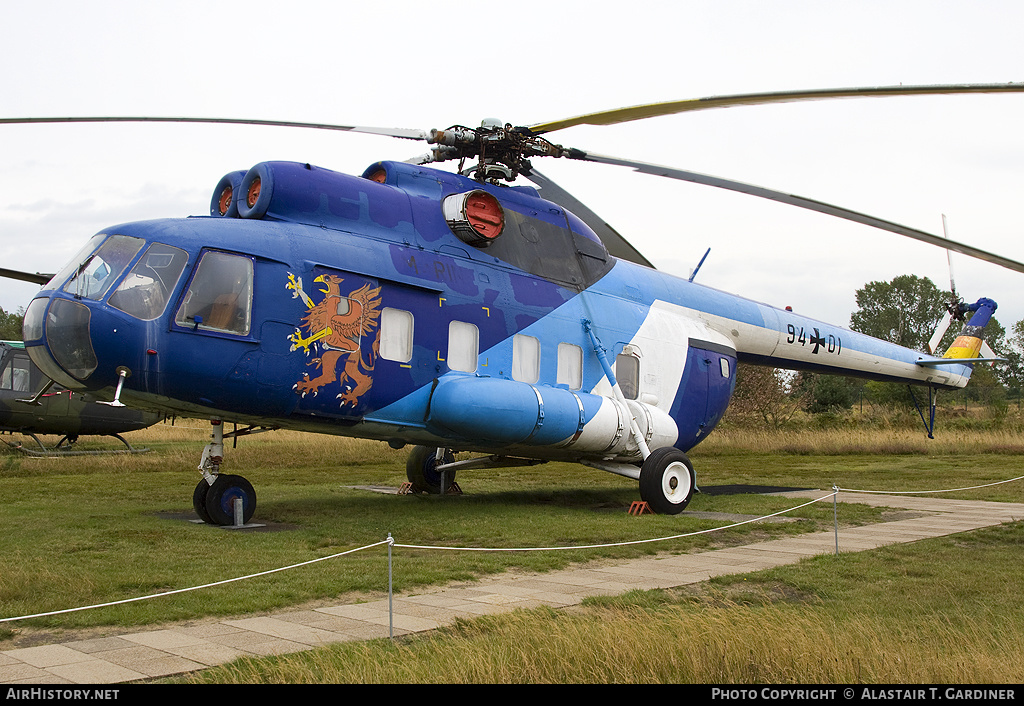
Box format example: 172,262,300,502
23,293,139,395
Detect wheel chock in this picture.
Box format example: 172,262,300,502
628,501,653,516
398,482,414,495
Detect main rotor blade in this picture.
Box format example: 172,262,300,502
0,267,51,285
0,116,430,141
528,83,1024,134
521,168,654,268
568,150,1024,276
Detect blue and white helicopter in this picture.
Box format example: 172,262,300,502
3,84,1023,525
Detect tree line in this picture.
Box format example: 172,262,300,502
0,306,22,340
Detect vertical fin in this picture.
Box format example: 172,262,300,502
942,298,997,359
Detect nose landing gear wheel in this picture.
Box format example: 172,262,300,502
638,447,695,515
204,474,257,525
192,478,214,524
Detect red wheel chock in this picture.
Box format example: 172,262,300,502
628,501,653,515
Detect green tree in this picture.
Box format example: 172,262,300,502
850,274,1008,410
996,318,1024,407
793,372,862,414
0,307,23,340
849,274,949,352
726,364,800,428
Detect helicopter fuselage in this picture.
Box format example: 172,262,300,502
20,159,975,468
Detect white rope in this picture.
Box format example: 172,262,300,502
0,540,390,623
393,492,838,552
0,494,838,623
838,474,1024,495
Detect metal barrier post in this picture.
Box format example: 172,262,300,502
387,533,394,639
833,485,839,556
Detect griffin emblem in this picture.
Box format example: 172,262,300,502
287,272,382,407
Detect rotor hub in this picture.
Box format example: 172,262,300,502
425,121,563,182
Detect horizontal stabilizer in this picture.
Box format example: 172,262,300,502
917,357,1006,367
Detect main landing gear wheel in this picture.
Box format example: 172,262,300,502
203,474,257,525
406,445,457,494
638,447,695,515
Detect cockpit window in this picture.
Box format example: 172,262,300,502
108,243,189,321
174,251,253,335
43,234,104,292
62,235,145,301
0,353,30,393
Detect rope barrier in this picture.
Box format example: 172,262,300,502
0,540,390,623
0,493,836,624
838,474,1024,495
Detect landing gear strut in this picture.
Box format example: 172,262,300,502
193,420,258,525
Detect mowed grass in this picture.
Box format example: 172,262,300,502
2,420,1023,679
0,422,865,632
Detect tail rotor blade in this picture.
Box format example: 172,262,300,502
981,341,999,367
928,315,953,355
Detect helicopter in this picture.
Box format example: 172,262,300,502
1,339,161,454
2,83,1021,524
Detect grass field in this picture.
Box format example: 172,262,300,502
2,419,1023,682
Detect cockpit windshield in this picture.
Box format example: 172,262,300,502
42,234,104,293
61,235,145,301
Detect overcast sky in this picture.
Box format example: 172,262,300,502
2,1,1024,339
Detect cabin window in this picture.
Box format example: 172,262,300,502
174,251,253,335
557,343,583,390
615,353,640,400
0,354,30,392
380,308,414,363
108,243,189,321
62,234,144,301
720,358,731,378
512,334,540,384
447,321,479,373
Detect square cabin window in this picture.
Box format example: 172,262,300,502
512,334,540,383
448,321,479,373
557,343,583,390
380,308,414,363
